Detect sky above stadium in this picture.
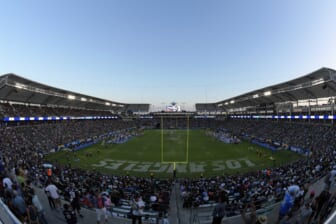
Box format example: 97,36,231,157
1,0,336,111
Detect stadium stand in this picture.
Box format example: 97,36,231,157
1,68,336,223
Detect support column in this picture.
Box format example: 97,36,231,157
308,100,311,123
332,99,334,126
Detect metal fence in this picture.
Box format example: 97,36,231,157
0,198,22,224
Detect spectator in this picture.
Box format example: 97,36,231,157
131,194,145,224
277,185,300,223
63,203,77,224
241,203,268,224
45,181,61,210
71,190,83,218
11,191,27,221
26,198,39,224
95,192,108,224
296,202,312,224
31,188,48,224
212,196,226,224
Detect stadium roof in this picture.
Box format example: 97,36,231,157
196,67,336,112
0,73,149,112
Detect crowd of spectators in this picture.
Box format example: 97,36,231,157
1,105,336,223
0,114,171,223
0,103,114,117
0,119,136,153
223,119,330,152
206,128,241,144
104,128,144,145
179,119,336,223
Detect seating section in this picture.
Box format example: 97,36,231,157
0,104,336,223
0,103,114,117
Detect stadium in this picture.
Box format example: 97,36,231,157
2,1,336,224
1,67,336,224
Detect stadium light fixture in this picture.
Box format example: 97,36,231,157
230,100,235,104
253,94,259,98
68,95,75,100
264,91,272,96
15,83,25,89
311,78,325,86
81,97,87,101
105,102,111,106
224,102,229,105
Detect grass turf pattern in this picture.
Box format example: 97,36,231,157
46,130,303,178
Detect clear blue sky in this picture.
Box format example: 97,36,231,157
1,0,336,111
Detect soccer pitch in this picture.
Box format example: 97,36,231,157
46,130,303,178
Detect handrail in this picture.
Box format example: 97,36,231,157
0,198,22,224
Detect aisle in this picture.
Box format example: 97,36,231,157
35,187,132,224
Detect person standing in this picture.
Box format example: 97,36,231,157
31,188,48,224
277,185,300,223
132,195,145,224
63,203,77,224
212,196,226,224
71,190,83,218
2,173,13,190
45,181,61,210
12,191,27,221
313,189,330,221
26,199,39,224
95,192,108,224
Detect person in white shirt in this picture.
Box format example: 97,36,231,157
45,181,61,209
132,195,145,224
2,175,13,190
150,192,157,203
328,167,336,190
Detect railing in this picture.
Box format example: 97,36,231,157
190,201,280,224
0,198,22,224
326,210,336,224
110,207,160,223
81,198,162,224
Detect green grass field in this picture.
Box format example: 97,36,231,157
45,129,303,178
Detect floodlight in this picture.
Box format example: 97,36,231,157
312,78,324,86
68,95,75,100
15,83,24,89
230,100,235,104
253,94,259,98
105,102,111,106
81,97,87,101
264,91,272,96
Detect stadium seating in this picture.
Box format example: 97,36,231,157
1,104,336,223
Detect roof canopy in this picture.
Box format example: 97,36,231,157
196,67,336,112
0,74,149,112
